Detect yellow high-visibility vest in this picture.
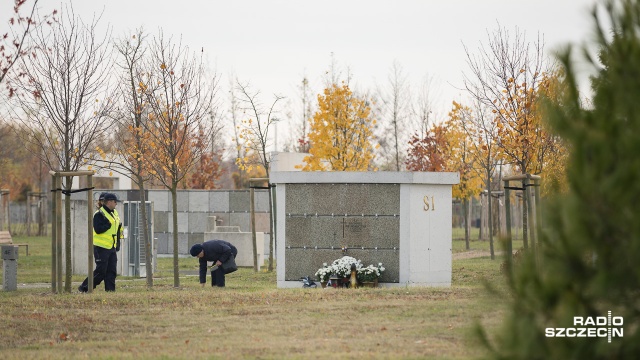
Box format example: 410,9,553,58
93,207,121,249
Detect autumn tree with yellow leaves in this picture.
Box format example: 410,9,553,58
449,100,497,254
301,82,377,171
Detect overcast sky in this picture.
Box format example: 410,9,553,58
5,0,600,149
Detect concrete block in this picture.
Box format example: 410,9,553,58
1,245,18,260
285,183,400,216
255,190,271,212
156,233,169,254
3,259,18,291
177,191,189,211
168,213,189,233
188,213,209,233
167,233,190,254
154,212,169,233
229,212,251,232
148,191,169,211
209,192,230,212
229,191,250,212
285,217,342,248
189,191,210,212
254,212,271,233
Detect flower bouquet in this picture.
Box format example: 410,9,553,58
315,263,332,283
330,256,362,278
357,263,385,284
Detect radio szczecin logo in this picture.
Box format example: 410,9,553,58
545,311,623,343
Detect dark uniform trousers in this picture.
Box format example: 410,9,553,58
79,246,118,292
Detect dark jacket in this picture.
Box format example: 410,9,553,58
93,205,114,234
198,240,238,283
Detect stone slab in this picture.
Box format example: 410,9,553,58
148,191,169,212
168,213,189,233
229,213,251,232
189,191,210,212
209,192,230,212
285,184,400,215
153,211,169,233
155,233,169,254
229,191,250,212
254,212,271,233
255,190,271,212
177,191,189,212
188,213,209,233
284,216,399,249
3,260,18,290
166,233,190,254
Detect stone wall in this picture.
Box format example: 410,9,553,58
71,189,272,256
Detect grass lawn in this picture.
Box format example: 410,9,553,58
0,235,509,359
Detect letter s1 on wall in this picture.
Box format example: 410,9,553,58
423,195,435,211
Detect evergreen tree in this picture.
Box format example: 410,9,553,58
481,1,640,358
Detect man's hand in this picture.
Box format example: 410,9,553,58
215,260,222,267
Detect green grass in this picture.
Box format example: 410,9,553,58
0,235,509,359
452,237,524,254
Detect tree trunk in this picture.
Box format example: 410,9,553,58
171,186,180,288
138,176,153,288
479,194,484,240
463,198,470,250
487,172,495,260
64,176,73,292
522,178,529,249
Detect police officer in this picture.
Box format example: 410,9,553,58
78,192,123,292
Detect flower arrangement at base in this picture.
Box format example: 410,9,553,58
357,263,385,283
316,256,362,282
315,263,332,283
330,256,362,278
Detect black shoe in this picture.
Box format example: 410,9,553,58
78,285,87,293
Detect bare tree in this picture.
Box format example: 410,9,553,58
463,25,549,249
235,80,283,272
375,61,411,171
286,76,313,152
141,32,218,288
12,6,114,292
107,28,157,287
412,74,440,136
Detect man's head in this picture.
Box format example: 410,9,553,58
190,244,204,258
103,193,119,210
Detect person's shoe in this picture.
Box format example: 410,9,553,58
78,285,87,293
